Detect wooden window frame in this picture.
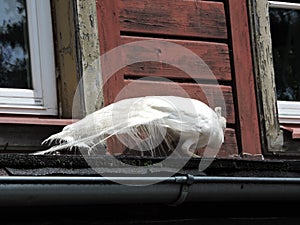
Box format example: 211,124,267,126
0,0,57,116
247,0,300,155
268,1,300,124
248,0,285,154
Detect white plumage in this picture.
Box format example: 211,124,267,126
33,96,226,157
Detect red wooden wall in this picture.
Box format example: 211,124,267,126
96,0,261,157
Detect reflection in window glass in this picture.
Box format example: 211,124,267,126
271,0,300,3
0,0,32,89
270,8,300,101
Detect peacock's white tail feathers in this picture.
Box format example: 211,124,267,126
34,118,171,156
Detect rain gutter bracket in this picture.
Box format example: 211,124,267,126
169,174,195,206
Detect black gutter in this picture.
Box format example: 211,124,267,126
1,175,300,206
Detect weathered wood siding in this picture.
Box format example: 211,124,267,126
248,0,283,154
51,0,79,118
119,0,227,39
96,0,262,157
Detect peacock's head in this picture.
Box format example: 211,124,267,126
214,107,227,133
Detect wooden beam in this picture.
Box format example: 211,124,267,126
51,0,79,118
96,0,124,106
227,0,262,155
119,0,228,40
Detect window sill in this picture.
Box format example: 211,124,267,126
281,125,300,139
0,116,77,126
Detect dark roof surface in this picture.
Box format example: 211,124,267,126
1,154,300,177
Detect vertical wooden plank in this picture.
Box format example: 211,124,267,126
51,0,79,118
75,0,103,115
227,0,262,155
96,0,120,53
96,0,125,154
248,0,283,152
96,0,124,106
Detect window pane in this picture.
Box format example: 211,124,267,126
270,8,300,101
0,0,32,89
271,0,300,3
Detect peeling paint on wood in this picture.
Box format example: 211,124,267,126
52,0,79,118
248,0,284,152
75,0,103,114
52,0,104,117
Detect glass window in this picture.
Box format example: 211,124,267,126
0,0,57,115
0,0,32,89
269,1,300,123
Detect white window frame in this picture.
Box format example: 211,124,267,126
0,0,57,115
269,1,300,124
